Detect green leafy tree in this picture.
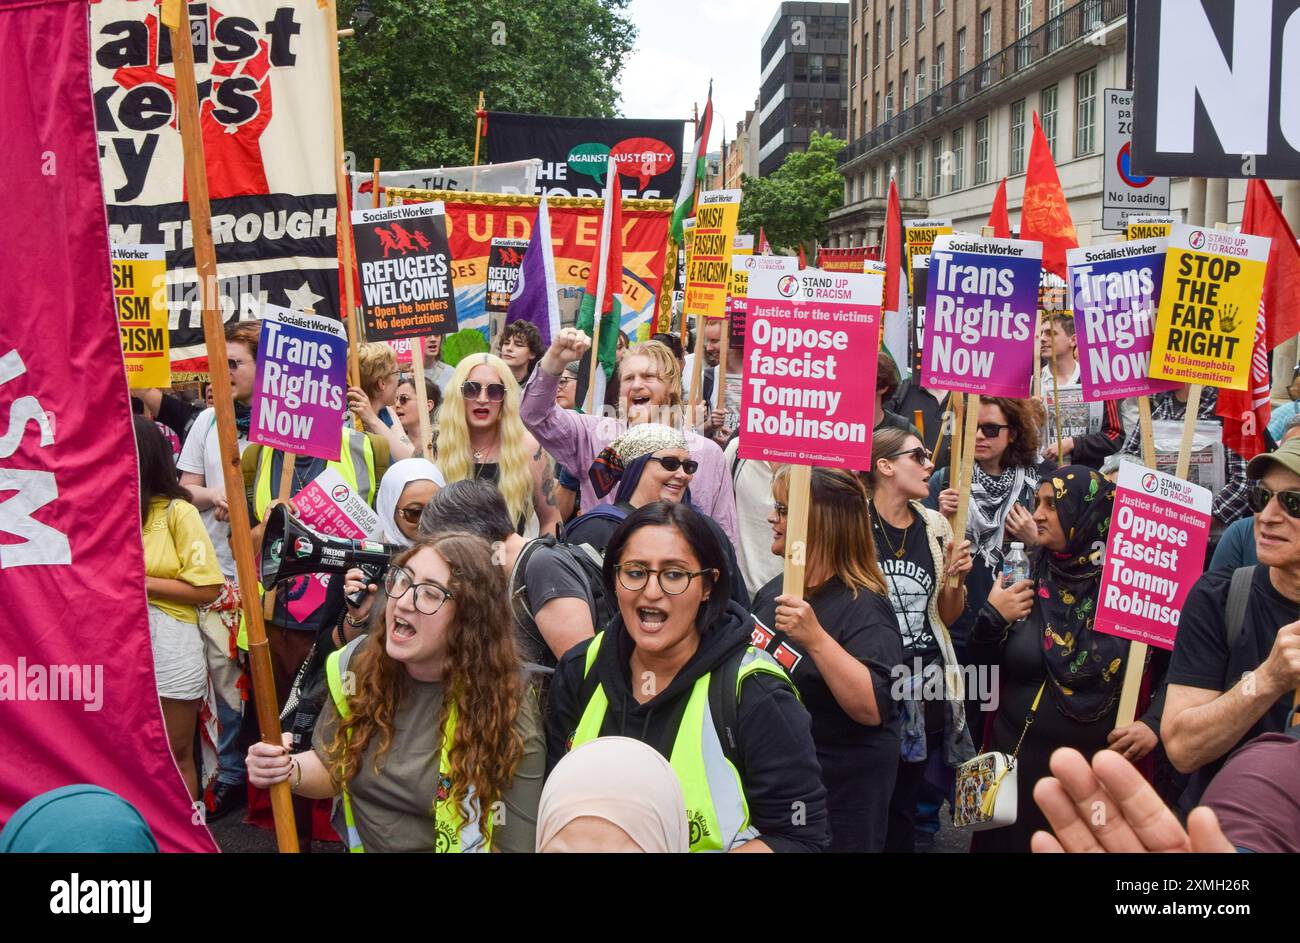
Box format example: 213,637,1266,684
339,0,637,170
738,132,846,252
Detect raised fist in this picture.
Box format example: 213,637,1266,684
550,328,592,366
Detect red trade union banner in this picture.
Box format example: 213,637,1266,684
0,0,215,852
817,246,880,272
389,189,673,338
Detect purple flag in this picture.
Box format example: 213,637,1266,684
506,197,561,346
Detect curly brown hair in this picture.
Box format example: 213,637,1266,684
980,396,1042,470
326,534,525,844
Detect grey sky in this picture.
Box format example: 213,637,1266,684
616,0,786,154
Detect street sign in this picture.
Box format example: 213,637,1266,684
1103,88,1171,231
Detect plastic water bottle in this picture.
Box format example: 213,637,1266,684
1002,543,1029,586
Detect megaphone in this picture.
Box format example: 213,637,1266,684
261,504,397,608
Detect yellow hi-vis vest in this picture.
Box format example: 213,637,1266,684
237,430,378,651
324,639,492,853
568,631,793,853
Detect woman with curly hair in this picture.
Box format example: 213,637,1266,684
245,534,545,852
437,352,560,538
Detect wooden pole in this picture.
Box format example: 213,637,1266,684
948,396,982,589
585,158,615,414
913,409,924,440
782,464,813,598
688,319,706,430
325,0,363,400
371,157,381,209
1050,365,1064,460
1033,312,1045,400
167,2,298,852
947,391,965,505
1174,385,1203,480
1137,396,1157,469
473,90,486,167
410,344,433,459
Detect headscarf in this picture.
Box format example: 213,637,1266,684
588,423,688,499
0,785,158,853
967,463,1038,572
1030,465,1127,723
536,737,689,853
375,458,446,547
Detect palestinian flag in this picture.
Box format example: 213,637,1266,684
576,156,624,381
671,81,713,245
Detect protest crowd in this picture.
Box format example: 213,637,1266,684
4,0,1300,862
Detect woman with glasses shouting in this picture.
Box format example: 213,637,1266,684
752,468,905,852
436,353,561,539
247,534,546,852
865,426,976,851
546,502,829,852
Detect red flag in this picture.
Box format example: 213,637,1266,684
759,227,773,255
883,178,903,312
987,178,1011,238
798,244,806,269
0,0,216,851
1020,113,1078,279
1217,179,1300,458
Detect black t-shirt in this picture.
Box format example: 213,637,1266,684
872,508,941,665
516,542,596,669
1167,565,1297,806
155,393,203,446
750,576,902,852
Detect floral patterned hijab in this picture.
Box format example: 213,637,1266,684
1030,466,1127,723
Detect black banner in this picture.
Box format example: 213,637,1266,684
1131,0,1300,179
486,112,685,199
352,204,458,340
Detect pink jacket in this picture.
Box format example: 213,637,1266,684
520,367,739,545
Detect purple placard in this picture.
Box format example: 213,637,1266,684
1067,240,1178,402
249,305,349,462
921,234,1042,398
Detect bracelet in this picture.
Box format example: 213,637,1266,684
345,613,368,627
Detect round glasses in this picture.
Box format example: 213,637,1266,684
462,381,506,402
614,563,715,596
384,566,453,615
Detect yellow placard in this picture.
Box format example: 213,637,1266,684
112,244,170,388
1126,214,1175,241
684,190,742,319
1149,226,1269,391
905,219,952,298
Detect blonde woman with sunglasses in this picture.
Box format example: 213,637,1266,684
437,353,561,538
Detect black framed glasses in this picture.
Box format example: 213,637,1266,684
614,563,715,596
384,566,453,615
462,381,506,402
649,455,699,474
1247,484,1300,519
887,446,932,465
773,502,789,519
977,422,1010,438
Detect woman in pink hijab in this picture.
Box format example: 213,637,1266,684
536,737,689,853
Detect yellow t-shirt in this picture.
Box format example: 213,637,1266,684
142,497,223,624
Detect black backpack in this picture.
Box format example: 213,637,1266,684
509,534,615,669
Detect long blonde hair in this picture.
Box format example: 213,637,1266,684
773,466,887,598
436,353,533,528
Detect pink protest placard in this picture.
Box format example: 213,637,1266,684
921,234,1042,398
291,468,382,540
1095,461,1212,650
1067,240,1177,402
738,268,881,471
387,337,416,368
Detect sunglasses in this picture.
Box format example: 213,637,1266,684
462,381,506,402
395,394,417,406
1247,484,1300,519
398,505,425,524
887,446,932,465
977,422,1010,439
649,455,698,474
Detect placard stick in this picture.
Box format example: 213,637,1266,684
716,317,729,419
1138,396,1157,469
947,391,965,504
782,464,813,598
372,158,381,208
948,396,982,589
681,103,699,349
585,176,614,415
167,1,297,852
1118,401,1162,725
913,409,924,440
688,318,706,429
1050,366,1063,459
410,343,432,458
1175,384,1203,480
472,90,485,167
1033,312,1045,400
325,0,362,398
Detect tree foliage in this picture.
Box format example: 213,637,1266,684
738,132,846,251
339,0,638,170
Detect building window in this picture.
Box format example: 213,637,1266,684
917,0,925,27
874,91,881,126
957,28,967,74
849,175,857,203
1048,0,1065,50
975,115,990,184
917,58,926,98
932,136,944,195
898,158,907,194
981,9,992,59
936,44,945,87
936,0,944,11
871,166,879,198
1010,98,1026,173
792,54,808,83
1018,0,1032,36
874,22,880,64
1041,84,1059,155
885,83,894,121
826,54,841,84
952,126,965,190
913,147,924,197
902,71,910,110
863,36,870,73
888,8,896,54
810,53,824,83
901,0,909,38
1076,68,1096,156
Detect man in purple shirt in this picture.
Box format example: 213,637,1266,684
520,328,738,545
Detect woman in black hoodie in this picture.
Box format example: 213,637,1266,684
545,502,829,853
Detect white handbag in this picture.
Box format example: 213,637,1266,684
952,682,1045,831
